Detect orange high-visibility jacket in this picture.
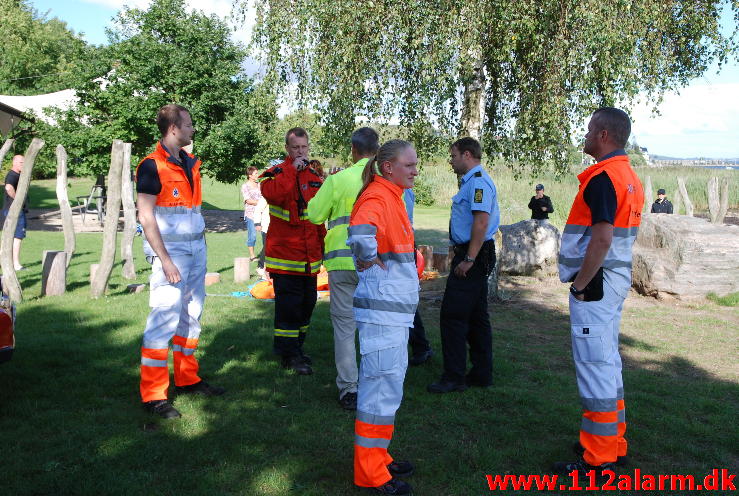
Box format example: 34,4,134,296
135,142,205,256
347,176,418,328
558,154,644,291
259,157,326,276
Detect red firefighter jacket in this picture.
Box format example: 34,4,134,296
259,157,326,276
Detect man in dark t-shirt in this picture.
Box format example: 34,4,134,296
2,155,28,270
528,183,555,220
650,189,673,214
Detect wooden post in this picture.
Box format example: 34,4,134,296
643,176,653,213
677,177,693,217
672,187,682,215
41,250,66,296
0,138,14,167
0,138,44,304
90,264,99,285
120,143,137,280
707,177,720,223
717,177,730,224
55,145,76,267
432,252,449,273
418,245,433,271
91,140,125,298
234,257,251,283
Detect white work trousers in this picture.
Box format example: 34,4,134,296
569,278,628,465
329,270,359,399
143,249,207,360
356,323,409,421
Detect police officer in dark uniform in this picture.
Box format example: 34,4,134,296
428,137,500,393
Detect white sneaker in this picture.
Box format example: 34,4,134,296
256,267,266,280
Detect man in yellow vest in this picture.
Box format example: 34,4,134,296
554,107,644,479
136,104,225,419
307,127,379,410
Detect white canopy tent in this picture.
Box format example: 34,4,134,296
0,89,77,137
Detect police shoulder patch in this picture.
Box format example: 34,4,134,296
474,188,484,203
474,171,482,177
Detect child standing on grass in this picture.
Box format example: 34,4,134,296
241,166,262,260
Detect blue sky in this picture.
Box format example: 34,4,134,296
31,0,739,158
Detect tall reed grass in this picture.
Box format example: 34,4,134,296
417,161,738,228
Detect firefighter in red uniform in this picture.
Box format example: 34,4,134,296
137,104,225,419
259,128,326,375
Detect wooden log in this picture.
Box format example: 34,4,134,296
417,245,433,271
432,252,449,273
41,250,66,296
120,143,137,280
707,177,720,223
643,176,653,213
205,272,221,286
127,283,146,293
0,138,14,167
90,264,99,285
0,138,44,304
55,145,76,267
672,187,682,215
677,177,693,217
91,140,125,298
717,177,730,225
234,257,251,283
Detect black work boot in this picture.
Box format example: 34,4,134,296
175,380,226,396
572,442,629,467
338,392,357,410
143,400,181,419
427,378,467,393
370,478,412,495
552,459,616,483
388,460,414,478
282,355,313,375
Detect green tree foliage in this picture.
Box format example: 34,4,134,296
38,0,276,182
240,0,737,174
0,0,91,95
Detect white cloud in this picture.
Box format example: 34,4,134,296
630,83,739,158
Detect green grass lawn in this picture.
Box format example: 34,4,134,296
1,223,737,495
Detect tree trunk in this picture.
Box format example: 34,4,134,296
0,138,15,166
717,177,730,224
55,145,76,267
677,177,693,217
120,143,137,280
91,140,125,298
707,177,720,223
0,138,44,304
459,49,486,140
41,250,66,296
643,176,653,213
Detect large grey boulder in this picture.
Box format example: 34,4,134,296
632,213,739,299
498,220,560,276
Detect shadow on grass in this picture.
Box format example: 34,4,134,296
1,279,737,495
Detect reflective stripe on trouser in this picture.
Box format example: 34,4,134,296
354,323,408,487
569,279,627,466
272,273,317,357
329,270,360,398
140,249,206,402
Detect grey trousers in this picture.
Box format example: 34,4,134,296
329,270,359,399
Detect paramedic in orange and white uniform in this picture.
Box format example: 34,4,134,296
136,104,225,419
347,139,419,496
553,107,644,478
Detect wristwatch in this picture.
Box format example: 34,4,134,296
569,284,586,296
463,255,475,263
